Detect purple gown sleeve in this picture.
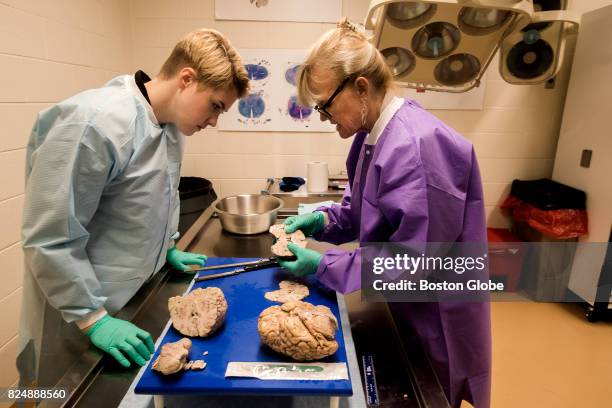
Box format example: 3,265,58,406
315,135,430,294
458,148,487,243
312,184,357,245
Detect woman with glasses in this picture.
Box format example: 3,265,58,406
277,19,491,408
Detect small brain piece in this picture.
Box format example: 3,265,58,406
152,338,191,375
264,280,309,303
190,360,207,370
184,360,207,371
169,287,227,337
258,301,339,361
269,224,307,257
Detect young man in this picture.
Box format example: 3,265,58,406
18,29,249,386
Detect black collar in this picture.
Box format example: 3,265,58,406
134,70,151,104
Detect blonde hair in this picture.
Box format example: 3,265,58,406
160,28,249,98
297,18,393,106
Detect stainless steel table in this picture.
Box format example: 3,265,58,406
37,199,448,408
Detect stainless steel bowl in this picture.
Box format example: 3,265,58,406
214,194,283,235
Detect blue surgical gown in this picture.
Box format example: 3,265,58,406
18,74,184,385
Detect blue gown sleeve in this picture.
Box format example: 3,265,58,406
165,128,183,246
22,122,117,323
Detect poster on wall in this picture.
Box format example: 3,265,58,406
218,49,336,132
215,0,342,23
404,74,487,110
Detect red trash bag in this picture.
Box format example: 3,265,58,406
500,179,588,239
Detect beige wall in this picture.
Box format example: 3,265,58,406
0,0,606,394
569,0,612,13
0,0,131,394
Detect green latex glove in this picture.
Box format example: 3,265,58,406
277,243,323,277
284,211,325,236
85,315,155,368
166,246,207,271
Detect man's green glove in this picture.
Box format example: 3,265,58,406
284,211,325,236
85,315,155,368
277,243,323,277
166,246,207,271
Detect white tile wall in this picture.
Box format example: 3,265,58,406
0,196,24,251
0,289,21,347
0,54,25,101
183,0,214,20
0,4,46,58
0,337,19,391
130,0,188,19
0,0,132,388
0,103,45,151
0,150,26,201
44,19,92,66
0,243,24,300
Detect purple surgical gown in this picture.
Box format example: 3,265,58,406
314,99,492,408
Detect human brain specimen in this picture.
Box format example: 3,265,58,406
152,338,208,375
169,287,227,337
269,224,307,257
258,301,339,361
264,280,309,303
152,338,191,375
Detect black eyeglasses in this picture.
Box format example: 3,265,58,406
314,76,351,120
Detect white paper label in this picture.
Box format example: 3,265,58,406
225,362,349,381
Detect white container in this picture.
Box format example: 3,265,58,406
306,161,329,193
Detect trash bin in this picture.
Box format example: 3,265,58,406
178,177,217,237
500,178,587,301
501,178,588,239
487,228,525,292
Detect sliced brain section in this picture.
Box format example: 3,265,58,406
264,280,309,303
169,287,227,337
269,224,307,257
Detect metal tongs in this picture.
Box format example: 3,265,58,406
193,257,280,282
189,257,278,273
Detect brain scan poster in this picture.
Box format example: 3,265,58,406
215,0,342,24
217,49,336,132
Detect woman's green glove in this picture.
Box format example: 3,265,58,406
85,315,155,368
284,211,325,236
277,243,323,276
166,246,207,271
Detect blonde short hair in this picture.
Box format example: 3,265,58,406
297,18,393,106
160,28,249,98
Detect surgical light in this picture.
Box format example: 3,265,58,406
365,0,579,91
434,53,481,86
459,7,512,35
387,1,436,29
506,39,554,79
382,47,416,77
412,22,461,59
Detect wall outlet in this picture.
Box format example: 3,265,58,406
580,149,592,168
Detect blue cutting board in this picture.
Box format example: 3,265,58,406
135,257,353,396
